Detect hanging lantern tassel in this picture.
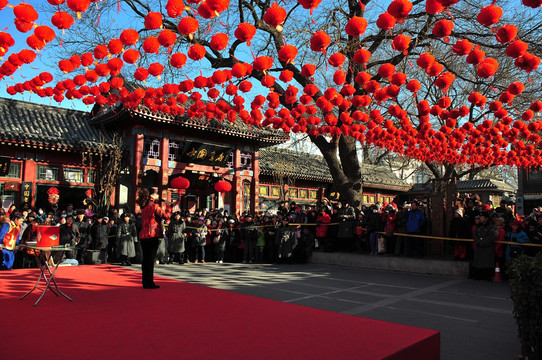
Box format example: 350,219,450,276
214,180,232,193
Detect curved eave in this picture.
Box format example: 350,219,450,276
260,169,333,183
363,182,411,192
92,105,289,145
0,138,118,154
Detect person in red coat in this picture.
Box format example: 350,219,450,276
137,188,171,289
315,208,331,250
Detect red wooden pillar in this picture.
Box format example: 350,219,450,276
131,133,144,213
22,159,37,208
159,137,169,201
232,149,242,217
250,150,260,215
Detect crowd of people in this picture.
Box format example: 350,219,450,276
1,192,542,284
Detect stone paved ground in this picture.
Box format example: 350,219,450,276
139,261,520,360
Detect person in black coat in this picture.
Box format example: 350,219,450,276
366,205,383,255
73,209,90,264
240,214,259,264
91,214,109,264
449,208,471,260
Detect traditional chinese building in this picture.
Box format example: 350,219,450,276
258,147,410,211
517,167,542,216
89,97,288,215
0,97,116,212
0,96,411,214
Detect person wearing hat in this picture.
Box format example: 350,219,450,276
405,200,426,257
73,209,90,265
240,214,259,264
117,212,137,266
505,219,529,261
192,217,208,263
337,200,356,252
449,208,470,260
91,213,109,264
495,200,513,231
275,216,296,263
137,188,171,288
166,212,186,265
0,213,24,270
472,211,498,280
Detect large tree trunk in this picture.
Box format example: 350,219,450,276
313,134,363,208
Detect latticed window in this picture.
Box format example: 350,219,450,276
144,138,161,159
6,162,20,178
37,165,59,181
240,152,252,170
64,168,84,183
169,141,180,161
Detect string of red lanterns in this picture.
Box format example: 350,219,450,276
0,0,541,168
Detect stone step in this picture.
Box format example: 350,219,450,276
309,252,470,277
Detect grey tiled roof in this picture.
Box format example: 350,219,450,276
410,179,516,193
0,97,116,152
258,147,410,191
90,90,289,145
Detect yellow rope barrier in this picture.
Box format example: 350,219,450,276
182,223,541,247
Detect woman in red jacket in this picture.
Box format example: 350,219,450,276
315,208,331,250
137,188,171,289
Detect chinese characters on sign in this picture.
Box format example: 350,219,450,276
179,142,231,166
21,182,32,205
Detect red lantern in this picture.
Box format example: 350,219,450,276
51,11,75,30
297,0,322,15
143,37,160,54
310,31,330,53
67,0,90,18
277,45,297,64
345,16,367,37
477,5,502,27
378,63,395,79
452,39,473,56
234,23,256,45
34,25,56,44
253,56,274,72
144,12,163,30
166,0,185,17
328,52,345,68
47,186,60,204
496,25,517,44
432,19,453,40
210,33,229,51
477,58,498,78
171,176,190,190
206,0,230,15
120,29,139,46
170,52,187,68
392,34,411,53
522,0,542,8
506,40,528,58
508,82,525,95
187,43,206,60
376,12,396,31
388,0,412,23
123,49,140,64
177,16,199,37
264,2,287,31
107,58,124,75
94,44,109,59
416,53,434,69
13,3,39,23
148,63,164,78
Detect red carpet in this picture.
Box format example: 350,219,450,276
1,265,439,360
